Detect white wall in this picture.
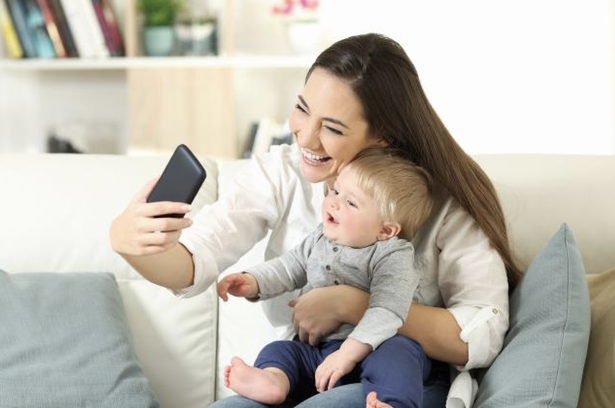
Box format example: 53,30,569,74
318,0,615,154
0,72,40,152
38,71,127,153
1,0,614,155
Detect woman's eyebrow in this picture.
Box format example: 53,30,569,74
323,116,349,129
298,95,309,110
297,95,350,129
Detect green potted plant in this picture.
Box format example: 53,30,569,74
137,0,183,56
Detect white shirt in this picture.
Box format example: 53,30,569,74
176,144,509,408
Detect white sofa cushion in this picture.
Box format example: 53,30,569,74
0,154,217,276
474,154,615,273
119,279,217,408
0,153,219,408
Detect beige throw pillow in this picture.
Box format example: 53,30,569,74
578,267,615,408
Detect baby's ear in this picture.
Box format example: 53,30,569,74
377,222,401,240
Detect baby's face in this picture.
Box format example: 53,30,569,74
321,168,387,248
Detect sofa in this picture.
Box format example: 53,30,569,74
0,152,613,408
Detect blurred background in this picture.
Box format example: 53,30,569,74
0,0,613,158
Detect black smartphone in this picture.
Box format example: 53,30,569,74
147,144,207,218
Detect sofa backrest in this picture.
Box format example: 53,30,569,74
475,154,615,274
0,153,220,408
1,153,613,405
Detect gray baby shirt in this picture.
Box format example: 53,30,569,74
247,224,419,349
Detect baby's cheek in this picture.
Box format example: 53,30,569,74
343,218,368,239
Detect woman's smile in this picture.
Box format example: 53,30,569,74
301,148,332,166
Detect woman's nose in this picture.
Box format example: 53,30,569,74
296,120,321,148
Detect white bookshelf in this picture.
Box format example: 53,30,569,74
0,55,314,71
0,0,319,156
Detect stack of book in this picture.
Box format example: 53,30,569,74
0,0,124,59
242,117,293,158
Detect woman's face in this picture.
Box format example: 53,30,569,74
289,68,383,186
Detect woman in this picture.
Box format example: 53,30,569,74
110,33,520,408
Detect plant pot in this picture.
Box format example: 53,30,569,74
143,26,175,56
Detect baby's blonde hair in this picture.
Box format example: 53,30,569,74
345,148,433,240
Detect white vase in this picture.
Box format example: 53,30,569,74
286,21,322,55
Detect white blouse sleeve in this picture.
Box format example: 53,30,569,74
436,198,510,371
172,150,292,298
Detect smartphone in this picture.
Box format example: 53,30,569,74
147,144,207,218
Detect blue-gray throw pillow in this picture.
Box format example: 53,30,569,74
0,271,159,407
474,224,591,407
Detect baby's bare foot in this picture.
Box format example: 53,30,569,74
366,391,394,408
226,356,289,405
224,365,232,388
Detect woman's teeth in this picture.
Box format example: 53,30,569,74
302,149,331,163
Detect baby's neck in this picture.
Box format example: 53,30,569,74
325,236,386,250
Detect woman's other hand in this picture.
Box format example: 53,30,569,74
289,285,369,346
110,177,193,257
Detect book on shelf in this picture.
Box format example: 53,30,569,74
59,0,108,58
0,0,23,58
91,0,123,57
243,118,293,158
23,0,56,58
35,0,66,57
4,0,36,57
47,0,77,57
1,0,123,59
242,122,259,159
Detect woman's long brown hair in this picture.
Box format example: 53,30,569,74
308,33,522,290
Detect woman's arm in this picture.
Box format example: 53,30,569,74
400,304,468,365
290,285,468,365
119,243,195,290
111,149,293,294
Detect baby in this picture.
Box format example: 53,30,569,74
217,148,433,408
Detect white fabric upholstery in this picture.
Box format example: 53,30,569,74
475,155,615,274
0,153,219,408
118,279,217,408
0,153,613,406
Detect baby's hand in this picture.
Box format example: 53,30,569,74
217,273,258,301
314,350,357,393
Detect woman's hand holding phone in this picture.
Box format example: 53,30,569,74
111,144,206,257
110,177,193,257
